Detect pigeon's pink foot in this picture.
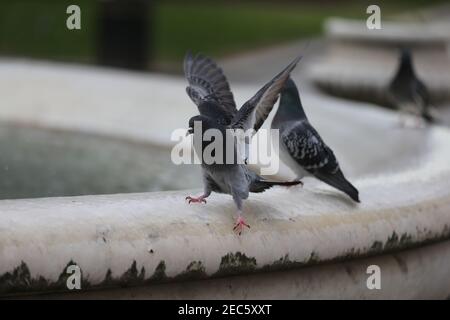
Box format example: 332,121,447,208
185,195,207,204
233,216,250,235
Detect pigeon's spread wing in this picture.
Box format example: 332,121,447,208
282,122,339,175
184,52,237,117
232,56,302,134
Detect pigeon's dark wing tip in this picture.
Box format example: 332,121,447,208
352,192,361,203
294,55,303,64
344,181,360,203
289,55,303,69
233,55,302,132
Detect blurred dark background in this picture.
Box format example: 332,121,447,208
0,0,447,73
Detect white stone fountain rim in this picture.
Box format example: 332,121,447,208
0,59,450,296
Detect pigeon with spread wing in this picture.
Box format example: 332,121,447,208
184,52,302,234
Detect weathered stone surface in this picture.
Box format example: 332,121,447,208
0,60,449,298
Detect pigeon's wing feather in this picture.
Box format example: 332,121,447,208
412,79,430,108
232,56,302,134
282,121,359,202
412,79,436,122
184,52,237,117
281,121,338,174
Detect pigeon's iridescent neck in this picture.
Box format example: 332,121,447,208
275,86,307,122
397,52,416,78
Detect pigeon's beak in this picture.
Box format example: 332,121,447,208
186,127,194,136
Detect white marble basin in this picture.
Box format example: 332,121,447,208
0,60,450,298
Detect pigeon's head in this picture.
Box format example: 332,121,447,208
275,77,307,120
187,120,194,135
187,115,216,136
399,48,412,63
187,116,198,136
395,48,415,76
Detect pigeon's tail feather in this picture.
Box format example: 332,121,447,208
250,179,302,193
315,170,360,202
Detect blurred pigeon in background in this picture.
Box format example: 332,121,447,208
271,78,359,202
388,48,435,124
184,52,302,234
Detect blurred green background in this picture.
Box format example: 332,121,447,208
0,0,446,72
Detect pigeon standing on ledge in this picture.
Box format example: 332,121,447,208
271,78,359,203
184,52,302,234
388,48,434,124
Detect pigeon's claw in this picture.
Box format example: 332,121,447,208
233,216,250,236
185,196,207,204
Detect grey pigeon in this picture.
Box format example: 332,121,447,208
184,52,302,234
271,78,359,202
388,48,434,123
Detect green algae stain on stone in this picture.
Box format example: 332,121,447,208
149,260,167,282
261,254,300,272
3,224,450,296
261,252,320,272
57,260,91,290
118,261,145,287
101,269,115,287
0,260,91,294
378,232,413,251
214,252,257,277
308,251,319,263
370,241,383,253
101,260,167,286
101,261,167,287
384,232,400,249
174,261,207,281
0,261,48,294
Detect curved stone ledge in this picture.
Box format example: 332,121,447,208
1,150,449,296
1,60,450,297
308,18,450,106
324,18,450,43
